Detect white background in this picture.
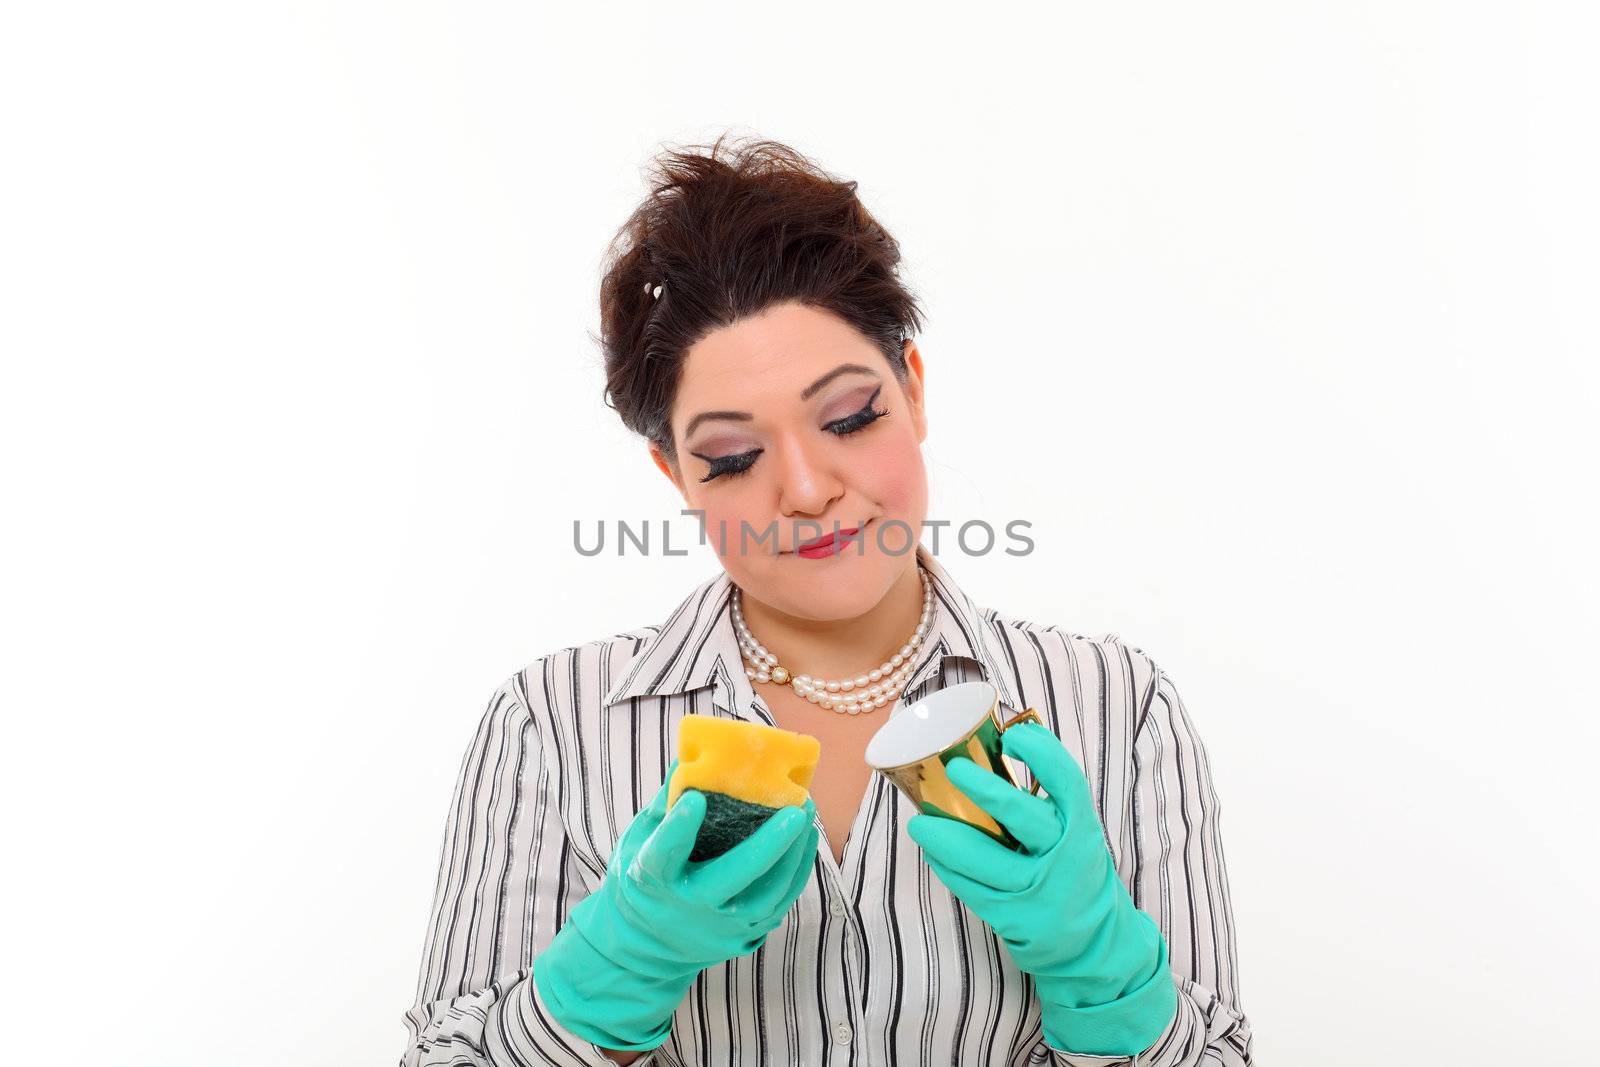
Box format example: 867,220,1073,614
3,3,1596,1063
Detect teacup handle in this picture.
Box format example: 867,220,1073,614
994,706,1045,795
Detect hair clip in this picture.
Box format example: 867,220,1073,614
643,281,663,300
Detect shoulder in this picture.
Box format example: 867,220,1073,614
494,622,664,717
450,625,660,767
986,605,1158,670
984,608,1170,730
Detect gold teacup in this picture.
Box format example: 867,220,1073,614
866,680,1043,850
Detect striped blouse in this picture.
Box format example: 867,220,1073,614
400,543,1253,1066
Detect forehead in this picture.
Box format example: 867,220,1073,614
675,301,883,405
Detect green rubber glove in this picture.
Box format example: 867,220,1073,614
533,757,819,1052
905,722,1177,1056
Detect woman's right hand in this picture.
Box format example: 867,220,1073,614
532,757,819,1052
609,756,819,964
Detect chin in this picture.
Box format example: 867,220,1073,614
787,563,903,617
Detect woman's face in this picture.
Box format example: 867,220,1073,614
653,300,929,621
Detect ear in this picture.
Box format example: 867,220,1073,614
902,339,928,444
650,442,687,497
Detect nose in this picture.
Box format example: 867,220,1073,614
775,431,843,522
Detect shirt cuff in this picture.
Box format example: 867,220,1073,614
1046,1004,1181,1067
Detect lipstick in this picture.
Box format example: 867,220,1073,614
796,522,864,559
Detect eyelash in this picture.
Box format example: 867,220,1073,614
696,387,891,483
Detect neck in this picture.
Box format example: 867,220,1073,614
737,561,927,682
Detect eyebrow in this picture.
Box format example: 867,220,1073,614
682,362,880,439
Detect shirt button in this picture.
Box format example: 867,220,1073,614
833,1021,853,1044
829,898,847,918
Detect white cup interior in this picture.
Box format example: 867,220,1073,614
865,680,996,769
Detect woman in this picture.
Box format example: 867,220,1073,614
400,136,1253,1067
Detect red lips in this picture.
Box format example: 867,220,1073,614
796,522,864,557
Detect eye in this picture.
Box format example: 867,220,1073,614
689,386,889,484
825,384,890,437
694,448,763,483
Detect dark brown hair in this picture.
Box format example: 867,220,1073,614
597,133,925,471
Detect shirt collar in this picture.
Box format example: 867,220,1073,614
601,542,1025,723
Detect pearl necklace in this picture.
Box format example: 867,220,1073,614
733,566,934,716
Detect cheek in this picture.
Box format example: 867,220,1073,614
684,483,766,550
853,432,926,513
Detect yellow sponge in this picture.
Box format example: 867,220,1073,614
668,715,821,862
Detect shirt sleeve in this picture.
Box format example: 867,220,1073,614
1047,654,1255,1067
398,673,669,1067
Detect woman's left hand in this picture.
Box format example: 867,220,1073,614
905,721,1178,1056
